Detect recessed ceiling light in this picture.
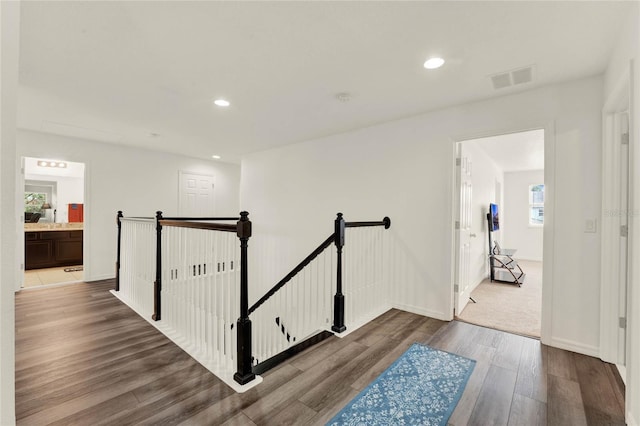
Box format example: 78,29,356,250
424,57,445,69
214,99,230,107
212,155,221,159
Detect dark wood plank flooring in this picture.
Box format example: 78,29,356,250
15,280,626,425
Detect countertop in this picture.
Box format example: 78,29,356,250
25,223,84,232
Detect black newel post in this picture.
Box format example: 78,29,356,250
152,211,163,321
234,211,256,385
332,213,346,333
115,211,123,291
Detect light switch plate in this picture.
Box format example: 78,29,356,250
585,218,597,233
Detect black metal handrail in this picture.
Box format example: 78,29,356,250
162,216,239,221
345,217,391,229
248,234,335,316
159,220,237,232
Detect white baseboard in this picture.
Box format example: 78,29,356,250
544,336,599,358
393,303,448,322
334,305,392,338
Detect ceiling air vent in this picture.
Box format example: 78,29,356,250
490,65,534,90
491,73,512,90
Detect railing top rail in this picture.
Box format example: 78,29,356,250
248,233,335,315
121,217,155,222
345,216,391,229
162,216,240,221
159,219,237,232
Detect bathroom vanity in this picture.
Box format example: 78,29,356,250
24,224,83,270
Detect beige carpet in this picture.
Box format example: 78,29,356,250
457,260,542,338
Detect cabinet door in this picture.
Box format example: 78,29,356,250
56,239,83,263
25,240,54,269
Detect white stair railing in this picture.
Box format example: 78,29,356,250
248,215,391,369
249,242,334,365
161,224,239,373
114,211,390,390
343,225,390,328
118,217,155,318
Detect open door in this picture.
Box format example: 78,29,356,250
617,111,629,367
601,75,631,374
454,144,473,315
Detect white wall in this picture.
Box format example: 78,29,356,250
460,141,503,288
604,3,640,425
241,75,603,358
0,1,19,423
503,170,544,261
17,130,241,281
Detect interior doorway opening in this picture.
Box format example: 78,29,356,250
453,129,544,338
601,81,631,383
21,157,86,288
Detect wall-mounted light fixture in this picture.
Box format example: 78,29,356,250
38,160,67,168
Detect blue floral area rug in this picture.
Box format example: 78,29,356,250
327,343,475,425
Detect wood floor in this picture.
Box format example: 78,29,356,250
15,280,625,425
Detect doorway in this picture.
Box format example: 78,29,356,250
601,72,631,381
21,157,86,288
453,129,545,338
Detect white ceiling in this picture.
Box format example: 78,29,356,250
466,129,545,172
17,1,631,164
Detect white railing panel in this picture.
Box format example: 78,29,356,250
118,218,155,318
250,247,334,365
161,226,240,374
343,226,390,328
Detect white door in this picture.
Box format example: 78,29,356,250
178,172,215,217
601,93,632,368
618,112,630,366
454,145,473,316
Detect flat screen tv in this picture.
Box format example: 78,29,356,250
489,203,499,231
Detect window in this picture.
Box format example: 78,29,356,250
529,184,544,225
25,192,47,213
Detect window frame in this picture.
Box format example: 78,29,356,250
528,183,544,227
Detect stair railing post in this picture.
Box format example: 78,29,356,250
332,212,347,333
152,211,163,321
115,211,123,291
234,211,256,385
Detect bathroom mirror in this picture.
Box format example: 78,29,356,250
25,180,57,223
